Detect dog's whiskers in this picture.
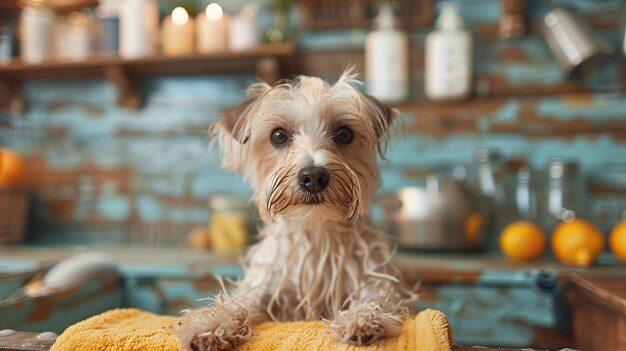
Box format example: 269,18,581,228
264,158,361,222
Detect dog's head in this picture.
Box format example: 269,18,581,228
213,69,396,223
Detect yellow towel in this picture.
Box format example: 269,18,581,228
51,308,453,351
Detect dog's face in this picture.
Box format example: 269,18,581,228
214,70,395,223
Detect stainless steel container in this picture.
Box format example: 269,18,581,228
541,5,614,80
379,172,490,251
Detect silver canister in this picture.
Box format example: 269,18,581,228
541,5,614,81
378,168,490,252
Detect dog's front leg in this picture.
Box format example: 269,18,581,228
329,291,411,346
174,293,268,351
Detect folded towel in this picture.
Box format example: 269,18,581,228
51,308,453,351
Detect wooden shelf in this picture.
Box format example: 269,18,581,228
0,43,298,109
0,0,99,14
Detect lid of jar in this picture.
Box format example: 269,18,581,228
67,11,89,26
97,0,119,17
209,195,250,212
475,147,502,163
18,0,51,8
548,157,578,179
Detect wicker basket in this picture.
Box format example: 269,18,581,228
0,188,29,244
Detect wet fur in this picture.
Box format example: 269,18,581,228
175,69,417,351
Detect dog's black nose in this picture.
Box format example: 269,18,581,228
298,166,329,193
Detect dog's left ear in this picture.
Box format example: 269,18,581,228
364,94,397,139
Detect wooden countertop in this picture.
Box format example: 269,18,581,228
0,246,599,351
1,246,625,283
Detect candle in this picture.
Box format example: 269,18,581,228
196,3,228,54
228,4,260,52
119,0,159,59
161,7,195,56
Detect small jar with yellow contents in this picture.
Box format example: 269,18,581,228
208,195,252,254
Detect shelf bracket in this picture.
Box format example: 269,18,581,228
256,57,282,84
104,66,143,109
0,80,24,113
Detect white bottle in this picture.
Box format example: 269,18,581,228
119,0,159,59
228,4,260,52
425,2,472,101
365,2,409,104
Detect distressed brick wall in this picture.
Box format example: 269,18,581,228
1,0,626,245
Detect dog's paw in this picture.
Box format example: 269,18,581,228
328,295,409,346
328,308,387,346
174,308,255,351
174,295,262,351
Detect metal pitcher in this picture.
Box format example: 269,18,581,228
541,5,614,81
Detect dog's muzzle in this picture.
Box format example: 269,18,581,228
297,166,329,194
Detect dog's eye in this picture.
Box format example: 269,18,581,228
334,127,353,145
270,128,289,147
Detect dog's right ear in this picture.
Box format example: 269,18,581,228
220,98,256,144
213,99,256,173
219,81,271,144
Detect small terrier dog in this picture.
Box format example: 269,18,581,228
175,69,416,351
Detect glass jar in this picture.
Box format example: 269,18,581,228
208,195,251,254
266,0,293,44
55,11,91,61
19,0,56,64
586,166,626,233
538,158,585,230
502,158,538,223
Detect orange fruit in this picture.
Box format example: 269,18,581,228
500,221,546,261
464,212,484,245
552,219,605,266
0,148,28,187
610,221,626,263
186,226,212,249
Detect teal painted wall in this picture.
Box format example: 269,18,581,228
1,0,625,245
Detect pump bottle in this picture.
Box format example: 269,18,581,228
366,3,409,104
425,3,473,100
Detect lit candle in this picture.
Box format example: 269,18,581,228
196,3,228,54
228,4,260,52
161,7,195,56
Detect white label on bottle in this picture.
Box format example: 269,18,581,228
426,33,472,100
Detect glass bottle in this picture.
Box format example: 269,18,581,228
97,0,120,54
0,25,13,64
19,0,56,64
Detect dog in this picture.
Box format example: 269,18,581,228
175,69,417,351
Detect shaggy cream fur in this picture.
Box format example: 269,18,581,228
175,68,418,351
